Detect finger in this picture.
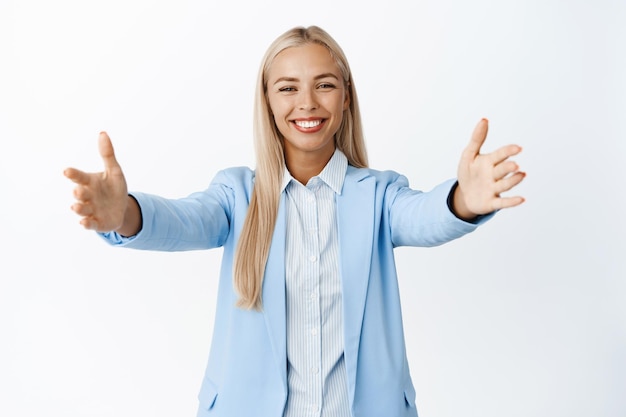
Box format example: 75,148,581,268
488,144,522,166
79,217,98,230
72,185,92,202
71,202,94,217
462,118,489,159
493,160,520,180
64,167,91,185
98,131,121,172
495,171,526,194
494,195,525,210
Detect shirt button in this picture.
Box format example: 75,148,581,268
307,196,314,203
311,404,319,412
310,292,318,300
311,328,318,336
311,366,319,374
309,255,317,262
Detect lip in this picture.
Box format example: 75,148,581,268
291,117,326,133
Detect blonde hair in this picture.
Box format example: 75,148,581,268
234,26,368,310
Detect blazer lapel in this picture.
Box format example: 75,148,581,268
261,193,288,395
337,167,375,405
259,169,376,403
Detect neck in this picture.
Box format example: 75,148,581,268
285,147,335,185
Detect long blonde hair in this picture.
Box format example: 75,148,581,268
234,26,368,310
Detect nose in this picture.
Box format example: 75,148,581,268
298,87,318,111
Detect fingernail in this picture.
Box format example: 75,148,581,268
482,118,489,123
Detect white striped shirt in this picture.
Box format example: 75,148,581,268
282,149,351,417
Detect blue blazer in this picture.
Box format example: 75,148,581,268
103,165,488,417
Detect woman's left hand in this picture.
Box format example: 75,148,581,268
453,118,526,220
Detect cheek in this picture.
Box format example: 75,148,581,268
269,110,289,137
272,112,288,132
268,100,285,122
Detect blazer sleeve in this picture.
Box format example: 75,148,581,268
387,176,494,247
98,168,246,251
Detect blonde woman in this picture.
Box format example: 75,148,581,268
65,26,525,417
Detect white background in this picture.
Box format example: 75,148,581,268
1,0,624,416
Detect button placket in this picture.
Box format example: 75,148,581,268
303,186,323,414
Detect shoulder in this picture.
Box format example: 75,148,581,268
346,165,409,187
211,166,256,190
214,166,255,182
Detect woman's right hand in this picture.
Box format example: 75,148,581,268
64,132,140,236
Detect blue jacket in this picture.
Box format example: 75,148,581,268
102,165,489,417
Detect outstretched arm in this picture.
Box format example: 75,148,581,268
452,118,526,221
64,132,142,236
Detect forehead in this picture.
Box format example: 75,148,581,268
268,43,341,80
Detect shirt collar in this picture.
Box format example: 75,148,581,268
280,148,348,194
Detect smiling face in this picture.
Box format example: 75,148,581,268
266,43,349,177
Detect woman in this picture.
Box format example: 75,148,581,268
65,26,525,417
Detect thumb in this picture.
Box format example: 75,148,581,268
462,118,489,160
98,131,121,171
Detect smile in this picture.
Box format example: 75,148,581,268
292,118,326,133
294,119,323,128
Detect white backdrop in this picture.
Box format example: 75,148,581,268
1,0,624,416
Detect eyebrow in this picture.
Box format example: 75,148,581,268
273,73,340,85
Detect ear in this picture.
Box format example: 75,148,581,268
343,85,351,110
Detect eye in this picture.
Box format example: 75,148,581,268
278,86,296,92
318,83,336,90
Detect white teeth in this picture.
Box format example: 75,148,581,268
295,120,322,128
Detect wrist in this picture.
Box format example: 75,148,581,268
116,194,142,237
449,182,478,222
